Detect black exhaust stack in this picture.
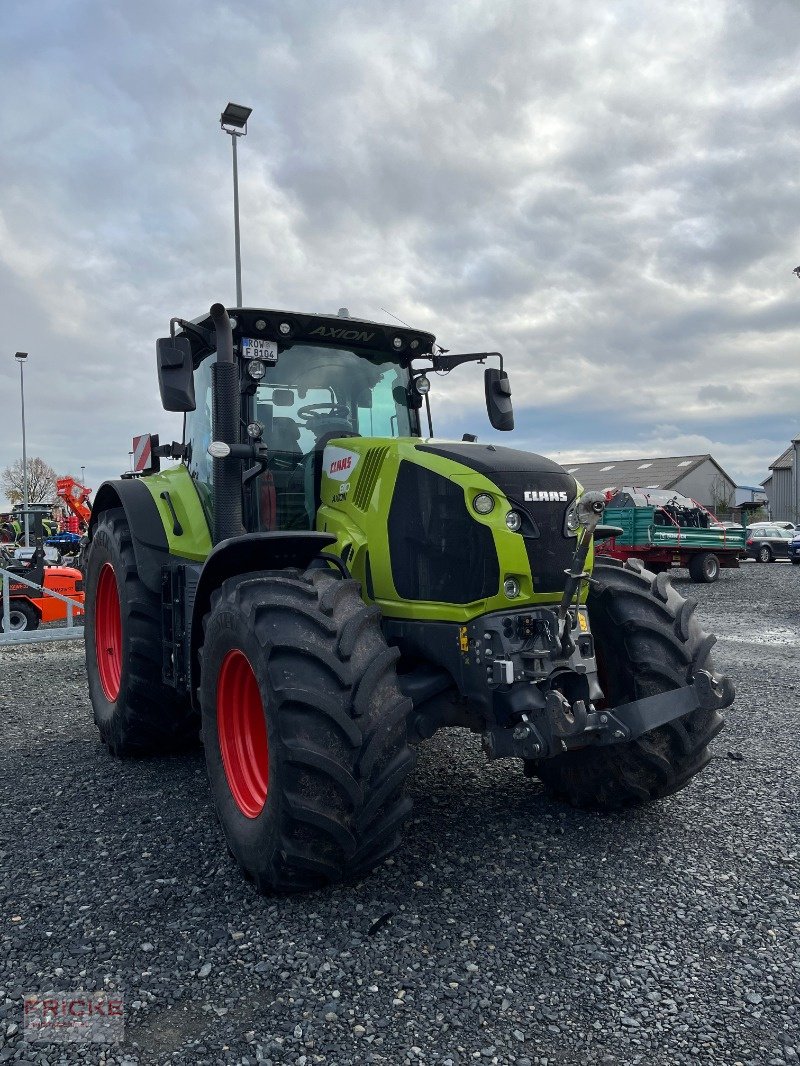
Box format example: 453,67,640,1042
209,303,245,544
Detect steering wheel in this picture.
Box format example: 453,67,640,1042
296,402,350,423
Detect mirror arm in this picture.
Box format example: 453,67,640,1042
431,351,504,373
170,317,215,351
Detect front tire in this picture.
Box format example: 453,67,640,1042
199,567,414,893
532,559,724,809
85,507,198,755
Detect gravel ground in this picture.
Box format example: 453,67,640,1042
0,562,798,1065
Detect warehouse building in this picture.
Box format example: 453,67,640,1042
563,453,738,514
762,437,800,522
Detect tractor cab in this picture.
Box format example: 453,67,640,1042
155,306,513,539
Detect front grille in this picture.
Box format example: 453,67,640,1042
388,461,499,603
491,470,576,593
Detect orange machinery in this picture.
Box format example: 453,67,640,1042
56,477,92,533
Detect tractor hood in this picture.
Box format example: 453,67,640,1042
317,437,583,621
415,441,575,481
415,441,580,595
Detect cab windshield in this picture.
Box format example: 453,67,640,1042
251,344,416,530
253,344,415,452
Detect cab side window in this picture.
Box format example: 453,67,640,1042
184,352,215,523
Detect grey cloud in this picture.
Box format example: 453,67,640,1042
2,0,800,504
697,383,751,403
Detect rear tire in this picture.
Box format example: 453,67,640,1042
531,559,724,809
199,567,415,893
0,600,39,632
85,507,198,755
757,545,772,563
688,552,719,583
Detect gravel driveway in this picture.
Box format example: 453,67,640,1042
1,563,798,1065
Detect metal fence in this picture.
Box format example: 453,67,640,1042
0,567,85,646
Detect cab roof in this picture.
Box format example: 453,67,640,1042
183,306,437,368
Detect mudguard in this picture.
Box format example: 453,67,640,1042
188,531,336,698
89,479,171,594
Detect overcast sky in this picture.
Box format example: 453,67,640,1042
2,0,800,508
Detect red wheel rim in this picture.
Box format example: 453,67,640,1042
95,563,122,701
217,650,269,818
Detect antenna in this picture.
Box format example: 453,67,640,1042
379,307,414,329
379,306,449,356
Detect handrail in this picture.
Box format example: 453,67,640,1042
1,566,84,643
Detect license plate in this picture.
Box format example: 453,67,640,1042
241,337,278,363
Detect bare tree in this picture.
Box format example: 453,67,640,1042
1,457,58,506
708,474,734,517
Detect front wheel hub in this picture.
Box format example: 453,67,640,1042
217,650,269,818
95,563,122,701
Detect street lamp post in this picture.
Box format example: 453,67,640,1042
81,465,85,485
220,102,253,307
14,352,29,546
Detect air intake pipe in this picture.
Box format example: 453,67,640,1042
209,302,245,544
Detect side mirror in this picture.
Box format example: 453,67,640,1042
484,368,514,431
156,337,196,412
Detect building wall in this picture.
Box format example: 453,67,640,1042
769,467,795,520
735,486,768,506
672,459,735,509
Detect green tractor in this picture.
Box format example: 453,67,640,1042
84,304,734,893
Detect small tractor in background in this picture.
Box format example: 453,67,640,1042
83,304,734,893
1,503,58,546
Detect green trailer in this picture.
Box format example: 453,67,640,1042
598,497,746,583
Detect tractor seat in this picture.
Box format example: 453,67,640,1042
268,417,303,470
264,417,307,530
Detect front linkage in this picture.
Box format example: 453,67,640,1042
464,494,735,768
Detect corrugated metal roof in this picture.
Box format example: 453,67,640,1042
561,454,720,492
769,445,794,470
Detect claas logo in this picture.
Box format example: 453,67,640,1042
524,490,568,502
329,456,352,475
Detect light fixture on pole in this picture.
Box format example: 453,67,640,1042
81,465,86,485
14,352,30,546
220,102,252,308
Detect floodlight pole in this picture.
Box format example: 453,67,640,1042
230,131,243,307
15,352,29,546
220,103,251,308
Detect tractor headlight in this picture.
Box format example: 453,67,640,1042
414,374,431,395
503,576,521,599
472,493,495,515
247,359,266,380
505,510,522,532
564,499,581,535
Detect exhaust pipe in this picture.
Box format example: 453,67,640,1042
209,303,245,544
